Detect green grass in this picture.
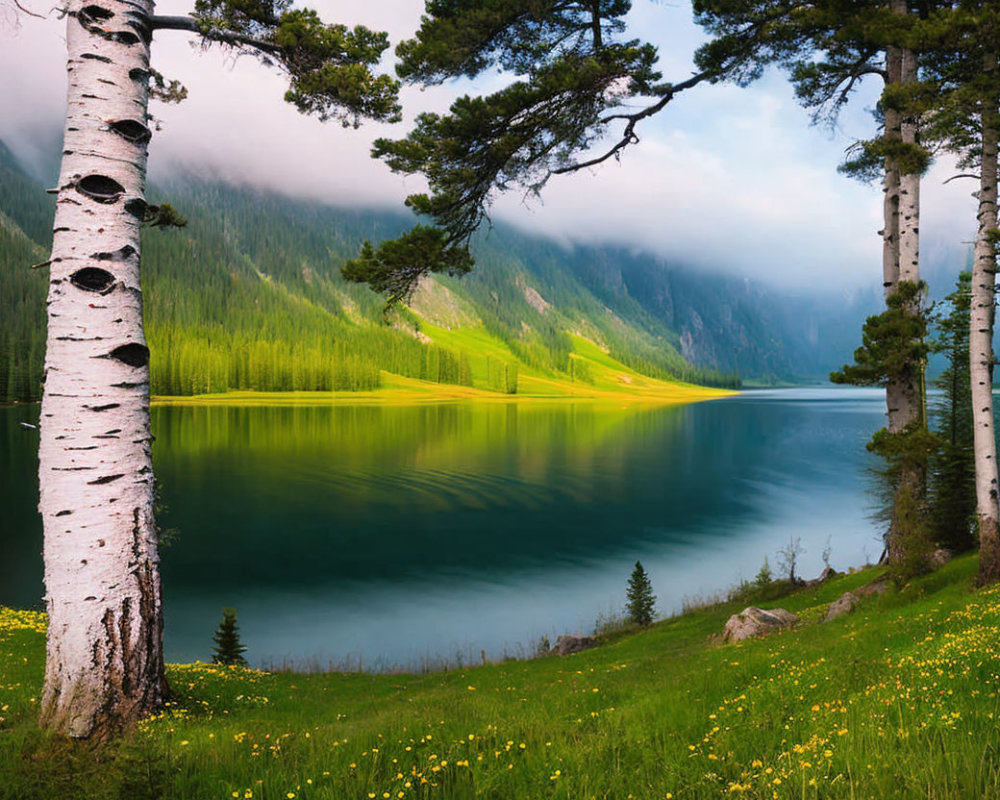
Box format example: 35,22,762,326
3,556,999,799
153,327,733,408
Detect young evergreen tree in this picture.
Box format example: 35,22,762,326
929,271,976,553
211,608,248,667
831,281,936,577
626,561,656,627
36,0,399,739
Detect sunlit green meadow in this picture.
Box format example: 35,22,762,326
2,555,999,799
151,325,734,408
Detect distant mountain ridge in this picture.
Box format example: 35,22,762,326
0,140,884,402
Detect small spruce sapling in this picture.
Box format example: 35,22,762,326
755,557,773,590
212,608,248,667
626,561,656,627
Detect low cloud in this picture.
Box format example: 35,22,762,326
0,0,979,292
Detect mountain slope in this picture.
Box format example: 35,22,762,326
0,142,879,402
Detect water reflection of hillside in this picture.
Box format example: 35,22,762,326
150,395,878,596
1,389,887,666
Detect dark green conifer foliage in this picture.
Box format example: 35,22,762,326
626,561,656,627
190,0,401,126
831,281,935,580
343,0,710,300
830,282,929,392
928,271,976,552
211,608,248,666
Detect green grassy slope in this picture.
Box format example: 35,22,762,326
0,150,739,403
2,556,999,799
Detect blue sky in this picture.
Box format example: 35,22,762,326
0,0,978,290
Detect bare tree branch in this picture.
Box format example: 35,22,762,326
943,173,979,184
551,69,715,175
150,14,283,56
11,0,45,18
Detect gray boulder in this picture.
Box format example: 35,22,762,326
929,548,953,568
824,591,859,622
856,580,889,598
723,607,798,643
553,634,595,656
805,566,838,587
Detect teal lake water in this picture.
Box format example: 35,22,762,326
1,388,884,669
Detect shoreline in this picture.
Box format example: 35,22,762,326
150,373,736,408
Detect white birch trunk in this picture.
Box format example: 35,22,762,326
891,30,923,435
38,0,166,738
883,7,925,567
972,75,1000,585
882,37,904,435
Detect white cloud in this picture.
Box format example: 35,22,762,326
0,0,980,292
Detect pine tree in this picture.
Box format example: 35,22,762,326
211,608,248,667
831,281,936,577
929,271,976,553
626,561,656,628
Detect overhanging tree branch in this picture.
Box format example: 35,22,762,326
150,14,283,54
552,68,715,174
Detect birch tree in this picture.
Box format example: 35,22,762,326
37,0,398,738
919,3,1000,583
971,69,1000,584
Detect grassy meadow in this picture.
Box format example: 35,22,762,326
152,327,734,408
2,554,999,799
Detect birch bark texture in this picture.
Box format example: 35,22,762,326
38,0,166,737
884,0,925,568
882,38,904,426
971,76,1000,585
886,0,923,438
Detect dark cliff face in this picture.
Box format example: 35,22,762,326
541,244,881,383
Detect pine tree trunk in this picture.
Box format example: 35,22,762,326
38,0,167,738
972,65,1000,585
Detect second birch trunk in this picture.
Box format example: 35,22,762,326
972,68,1000,585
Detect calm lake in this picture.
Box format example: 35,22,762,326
1,387,885,670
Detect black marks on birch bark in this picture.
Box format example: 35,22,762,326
108,30,141,46
81,53,113,64
80,4,114,22
122,11,153,44
108,343,149,368
92,244,137,263
108,119,151,144
87,474,125,485
77,175,125,204
70,267,115,293
118,597,133,696
89,403,121,412
124,198,146,219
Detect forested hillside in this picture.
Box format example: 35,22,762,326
0,141,875,402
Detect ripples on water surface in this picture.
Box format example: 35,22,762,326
0,387,886,669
